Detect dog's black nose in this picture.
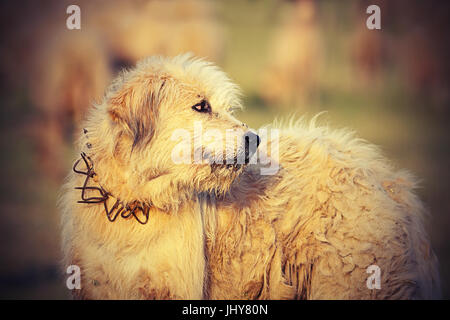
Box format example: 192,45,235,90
244,131,261,164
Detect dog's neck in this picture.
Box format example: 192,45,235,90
73,152,152,224
74,127,201,218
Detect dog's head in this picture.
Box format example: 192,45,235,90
86,54,260,209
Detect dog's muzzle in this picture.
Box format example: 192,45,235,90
244,131,261,164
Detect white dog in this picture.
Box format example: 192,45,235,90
60,54,440,299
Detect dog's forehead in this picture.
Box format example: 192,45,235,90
138,55,243,110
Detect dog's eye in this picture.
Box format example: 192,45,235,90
191,100,211,113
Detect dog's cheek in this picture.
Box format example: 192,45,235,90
112,133,131,160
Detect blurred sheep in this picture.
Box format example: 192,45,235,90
351,19,385,88
87,0,224,64
260,0,322,109
30,31,111,180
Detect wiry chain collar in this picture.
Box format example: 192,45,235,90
73,152,150,225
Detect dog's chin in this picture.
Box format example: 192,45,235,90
189,161,245,197
211,164,245,196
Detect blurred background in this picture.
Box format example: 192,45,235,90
0,0,449,299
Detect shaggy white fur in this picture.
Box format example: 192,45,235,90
60,54,440,299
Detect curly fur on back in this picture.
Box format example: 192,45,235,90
205,117,440,299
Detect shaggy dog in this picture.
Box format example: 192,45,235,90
60,54,440,299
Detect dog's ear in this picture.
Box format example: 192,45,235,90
108,85,134,125
108,79,166,149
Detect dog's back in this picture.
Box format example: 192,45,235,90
206,122,440,299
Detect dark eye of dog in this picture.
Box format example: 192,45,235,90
191,100,211,113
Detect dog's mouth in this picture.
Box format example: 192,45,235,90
210,161,243,172
203,131,261,172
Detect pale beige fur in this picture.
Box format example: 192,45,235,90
60,54,440,299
